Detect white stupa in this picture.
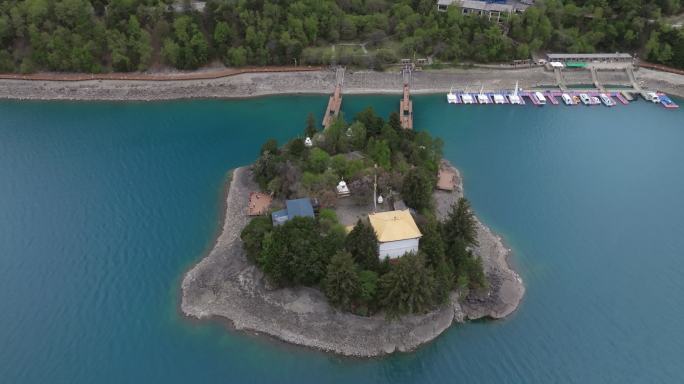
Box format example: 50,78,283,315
336,180,350,197
377,195,384,204
304,137,313,147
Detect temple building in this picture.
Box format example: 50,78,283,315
368,210,422,259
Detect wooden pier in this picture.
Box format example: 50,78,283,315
399,83,413,129
322,84,342,129
322,67,345,129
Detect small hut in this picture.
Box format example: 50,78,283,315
437,167,458,192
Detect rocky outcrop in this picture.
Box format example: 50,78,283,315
434,162,525,320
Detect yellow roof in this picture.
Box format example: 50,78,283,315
368,210,422,242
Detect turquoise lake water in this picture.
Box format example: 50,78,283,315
1,96,683,383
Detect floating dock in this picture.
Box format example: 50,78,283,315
547,93,559,105
615,93,629,105
445,87,678,110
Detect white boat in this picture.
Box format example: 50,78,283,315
646,92,661,103
493,94,505,104
561,93,574,105
461,93,474,104
508,81,522,104
579,93,591,105
534,91,547,105
599,93,615,106
477,86,489,104
590,96,601,105
447,89,458,104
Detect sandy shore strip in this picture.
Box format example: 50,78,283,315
1,67,682,101
180,162,524,357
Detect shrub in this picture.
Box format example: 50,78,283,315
401,168,434,211
324,251,359,311
259,217,328,287
345,220,379,271
378,253,436,318
240,216,273,262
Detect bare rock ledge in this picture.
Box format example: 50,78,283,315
181,163,524,357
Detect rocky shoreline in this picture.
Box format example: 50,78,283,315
180,163,524,357
1,67,682,101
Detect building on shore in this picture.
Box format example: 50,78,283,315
545,53,633,64
170,0,206,12
368,210,422,259
437,168,458,192
437,0,533,23
271,198,315,226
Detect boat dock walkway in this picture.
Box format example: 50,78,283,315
554,67,568,91
322,67,345,129
398,67,414,129
590,67,606,92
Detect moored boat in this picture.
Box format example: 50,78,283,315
447,90,458,104
508,81,523,105
579,93,591,105
561,93,574,105
599,93,615,107
645,92,661,103
658,93,679,109
534,91,547,105
477,86,489,104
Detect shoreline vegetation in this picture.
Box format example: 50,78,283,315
181,108,524,357
0,1,682,74
1,66,683,100
181,163,523,357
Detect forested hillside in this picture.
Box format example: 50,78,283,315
0,0,682,73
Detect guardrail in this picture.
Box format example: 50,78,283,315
638,62,684,76
0,66,324,82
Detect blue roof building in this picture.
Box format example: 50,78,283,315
271,198,315,225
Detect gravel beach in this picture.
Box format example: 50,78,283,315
180,162,524,357
1,66,682,101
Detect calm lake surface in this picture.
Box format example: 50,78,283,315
1,95,683,383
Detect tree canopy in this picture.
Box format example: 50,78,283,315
1,0,682,73
243,109,487,318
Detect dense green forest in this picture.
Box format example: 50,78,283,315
0,0,683,73
241,109,486,317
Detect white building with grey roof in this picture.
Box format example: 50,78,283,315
437,0,533,23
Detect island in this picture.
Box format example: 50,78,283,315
181,108,524,356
